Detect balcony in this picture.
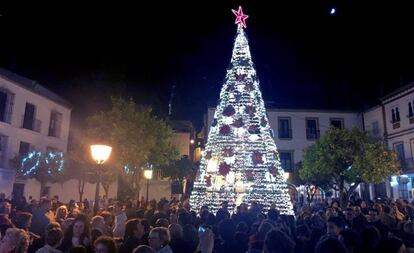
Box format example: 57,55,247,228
278,128,292,139
400,158,414,173
306,128,320,140
21,116,41,133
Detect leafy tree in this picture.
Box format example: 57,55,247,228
291,163,330,204
160,156,193,180
86,97,179,198
299,128,400,208
15,150,65,198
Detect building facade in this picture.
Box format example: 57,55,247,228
364,83,414,200
0,68,71,199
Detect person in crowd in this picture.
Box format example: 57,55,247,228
214,218,237,253
264,229,295,253
0,213,15,238
0,227,30,253
326,216,345,238
59,214,91,252
30,198,53,236
94,236,118,253
28,222,61,253
315,237,347,253
150,200,170,228
119,219,146,253
338,229,361,253
155,218,169,228
368,208,388,237
380,205,398,230
68,245,87,253
91,216,113,241
14,211,40,244
216,201,230,221
113,202,128,238
133,245,156,253
35,227,64,253
360,226,381,252
148,227,173,253
343,208,353,228
168,223,184,253
375,237,406,253
0,200,12,218
56,205,68,225
144,200,157,221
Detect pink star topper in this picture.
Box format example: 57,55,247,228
232,6,249,28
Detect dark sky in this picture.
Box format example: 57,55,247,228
1,1,414,129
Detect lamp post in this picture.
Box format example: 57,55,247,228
143,168,153,206
90,144,112,215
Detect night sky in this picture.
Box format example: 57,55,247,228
1,1,414,129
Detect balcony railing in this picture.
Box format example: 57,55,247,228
400,158,414,173
21,116,41,133
278,128,292,139
306,128,320,140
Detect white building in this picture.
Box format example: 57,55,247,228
363,83,414,200
0,68,71,200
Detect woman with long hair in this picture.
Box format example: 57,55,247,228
59,214,91,252
56,206,68,225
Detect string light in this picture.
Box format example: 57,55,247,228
20,150,64,176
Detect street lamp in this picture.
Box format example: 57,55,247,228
90,144,112,215
143,168,153,205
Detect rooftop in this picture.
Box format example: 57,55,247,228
0,68,71,108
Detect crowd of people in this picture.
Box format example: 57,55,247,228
1,192,414,253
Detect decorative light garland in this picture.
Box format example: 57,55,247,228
20,150,64,177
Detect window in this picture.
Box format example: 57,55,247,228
394,143,405,162
22,103,40,132
409,102,414,118
330,118,344,129
18,141,30,156
391,107,400,123
0,89,14,123
279,151,294,172
372,121,379,136
0,135,8,167
48,111,62,138
306,118,319,140
398,180,409,199
278,117,292,139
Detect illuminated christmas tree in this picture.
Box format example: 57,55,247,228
190,6,294,215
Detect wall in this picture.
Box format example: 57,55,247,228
22,178,118,203
171,132,190,157
141,179,172,201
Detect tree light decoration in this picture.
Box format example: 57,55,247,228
190,7,294,215
20,150,64,176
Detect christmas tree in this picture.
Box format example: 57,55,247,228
190,6,294,215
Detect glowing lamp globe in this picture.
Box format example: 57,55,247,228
144,169,153,180
90,145,112,164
